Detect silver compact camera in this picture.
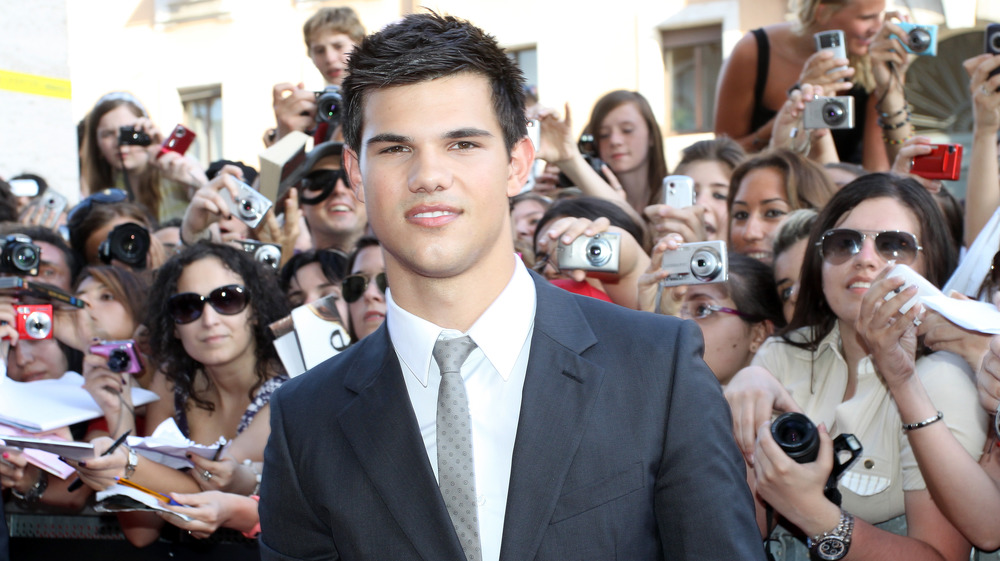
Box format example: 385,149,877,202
557,232,620,273
227,180,273,229
238,240,281,270
660,241,728,287
802,96,855,130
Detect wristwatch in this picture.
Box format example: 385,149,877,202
11,470,48,504
124,445,139,479
807,510,854,560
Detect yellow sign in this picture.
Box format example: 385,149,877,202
0,69,71,99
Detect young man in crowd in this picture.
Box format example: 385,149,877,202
260,11,764,561
267,7,365,145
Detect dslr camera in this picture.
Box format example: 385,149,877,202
895,22,938,56
227,180,273,229
0,234,41,277
16,304,52,340
771,412,863,504
660,241,728,287
314,86,343,127
118,125,152,147
99,223,149,269
803,96,855,130
557,232,620,273
238,240,282,270
89,340,143,374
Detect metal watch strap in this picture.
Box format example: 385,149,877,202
11,469,48,504
807,510,854,561
124,445,138,479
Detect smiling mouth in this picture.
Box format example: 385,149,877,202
848,281,871,290
413,211,455,219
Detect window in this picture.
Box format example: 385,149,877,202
154,0,230,25
179,85,222,165
508,47,538,95
662,25,722,133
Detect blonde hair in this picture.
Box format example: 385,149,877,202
793,0,875,92
303,7,365,48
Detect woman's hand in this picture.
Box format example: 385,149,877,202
82,352,136,436
869,14,913,94
638,233,684,313
1,448,34,493
890,135,941,193
180,165,244,244
66,436,128,491
254,188,301,268
156,151,209,190
531,103,580,165
753,421,843,537
188,455,255,495
535,216,612,283
643,204,707,243
964,54,1000,134
797,50,855,93
977,335,1000,414
725,366,803,465
770,83,835,160
856,270,921,390
918,298,993,372
158,490,259,539
0,294,21,344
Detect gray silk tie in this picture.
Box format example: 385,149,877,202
433,335,483,561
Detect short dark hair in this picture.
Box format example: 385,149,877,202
785,173,956,349
674,136,746,176
341,12,528,153
279,249,349,294
726,253,786,329
147,242,290,411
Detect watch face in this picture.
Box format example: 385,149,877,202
816,537,848,560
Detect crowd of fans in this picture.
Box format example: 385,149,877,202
1,0,1000,559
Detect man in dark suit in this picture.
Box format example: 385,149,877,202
260,12,765,561
0,493,8,561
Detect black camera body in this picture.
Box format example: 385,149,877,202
986,23,1000,85
771,412,863,505
118,126,152,147
315,86,343,127
0,234,41,277
98,223,149,269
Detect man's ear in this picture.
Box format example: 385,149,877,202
344,147,365,203
507,137,535,197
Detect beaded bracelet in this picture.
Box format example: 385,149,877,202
883,134,913,146
903,411,943,431
878,112,911,131
877,106,907,120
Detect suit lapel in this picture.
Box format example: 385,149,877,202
499,278,605,561
337,326,465,561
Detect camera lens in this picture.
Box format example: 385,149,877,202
24,311,51,339
689,249,722,282
12,244,39,272
909,28,931,52
990,32,1000,52
239,198,259,220
822,101,846,126
254,245,281,269
771,412,820,463
585,236,612,267
107,349,131,373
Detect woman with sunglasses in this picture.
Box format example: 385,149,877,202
677,253,785,386
344,236,386,341
69,242,289,546
725,174,984,561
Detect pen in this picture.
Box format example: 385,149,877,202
116,476,183,506
211,442,225,461
68,430,131,492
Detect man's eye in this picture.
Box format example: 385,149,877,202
381,146,409,154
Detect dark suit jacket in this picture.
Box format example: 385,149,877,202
260,274,764,561
0,492,9,561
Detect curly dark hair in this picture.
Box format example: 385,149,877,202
147,242,290,411
342,11,527,153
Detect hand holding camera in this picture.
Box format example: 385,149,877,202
801,31,854,91
182,166,262,243
643,176,709,243
272,82,318,140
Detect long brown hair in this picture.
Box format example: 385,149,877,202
80,92,164,220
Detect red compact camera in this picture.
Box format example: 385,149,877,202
16,304,52,340
158,124,196,159
910,144,963,181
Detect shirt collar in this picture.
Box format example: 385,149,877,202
386,256,536,387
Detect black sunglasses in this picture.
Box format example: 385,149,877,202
342,273,387,303
167,284,248,325
298,169,348,206
817,229,922,266
67,188,130,230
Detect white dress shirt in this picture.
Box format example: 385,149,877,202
386,257,536,561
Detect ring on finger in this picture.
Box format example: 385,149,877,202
201,470,213,481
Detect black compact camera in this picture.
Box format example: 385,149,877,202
118,126,152,147
986,23,1000,84
238,240,282,270
98,223,149,269
771,412,863,505
0,234,41,277
315,86,343,127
